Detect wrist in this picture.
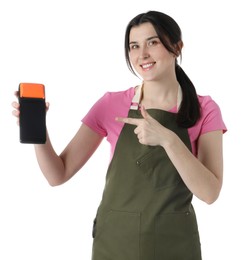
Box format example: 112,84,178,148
160,130,179,150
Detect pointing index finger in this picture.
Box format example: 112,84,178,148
115,116,141,126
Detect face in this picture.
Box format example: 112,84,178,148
129,22,176,82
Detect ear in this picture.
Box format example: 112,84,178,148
175,40,183,57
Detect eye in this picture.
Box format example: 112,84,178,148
147,39,160,47
130,44,139,50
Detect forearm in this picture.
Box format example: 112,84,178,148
34,132,65,186
163,133,222,204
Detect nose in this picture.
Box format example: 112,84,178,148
139,45,150,59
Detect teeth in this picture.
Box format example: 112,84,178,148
142,63,153,69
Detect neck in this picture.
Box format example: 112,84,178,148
141,79,179,108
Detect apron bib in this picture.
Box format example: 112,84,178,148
92,85,202,260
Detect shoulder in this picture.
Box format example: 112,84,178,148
187,94,227,154
198,95,223,119
82,86,135,135
196,94,227,133
94,87,135,118
86,87,134,113
102,87,135,104
198,95,219,109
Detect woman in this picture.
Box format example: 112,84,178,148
12,10,227,260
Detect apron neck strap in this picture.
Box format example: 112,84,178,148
130,83,182,111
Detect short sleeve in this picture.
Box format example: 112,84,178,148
81,93,109,137
187,95,227,156
81,87,134,139
199,96,227,135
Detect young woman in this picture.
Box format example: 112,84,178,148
12,10,227,260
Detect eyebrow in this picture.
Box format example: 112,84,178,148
129,36,159,45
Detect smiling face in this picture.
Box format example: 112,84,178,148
128,22,176,82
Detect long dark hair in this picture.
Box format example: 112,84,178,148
125,11,200,128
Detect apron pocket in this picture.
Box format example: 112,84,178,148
93,210,140,260
136,146,181,190
155,211,201,260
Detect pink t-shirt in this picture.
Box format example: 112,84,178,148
82,87,227,158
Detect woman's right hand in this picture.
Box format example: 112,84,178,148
11,91,20,125
11,91,50,125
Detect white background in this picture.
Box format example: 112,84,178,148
0,0,243,259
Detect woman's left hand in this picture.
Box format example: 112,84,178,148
116,106,172,147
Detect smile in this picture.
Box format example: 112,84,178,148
141,62,155,69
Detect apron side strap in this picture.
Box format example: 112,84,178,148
130,84,143,110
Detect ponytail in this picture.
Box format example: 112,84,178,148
176,64,201,128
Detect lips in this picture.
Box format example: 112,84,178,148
141,62,155,70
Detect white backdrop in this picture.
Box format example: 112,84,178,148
0,0,242,259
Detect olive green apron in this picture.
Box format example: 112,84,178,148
92,85,202,260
